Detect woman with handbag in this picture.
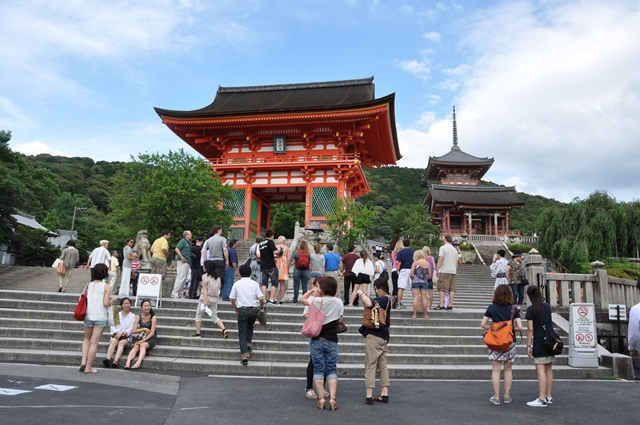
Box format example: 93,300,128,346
102,297,136,368
525,285,555,407
300,276,344,410
79,263,112,374
357,277,391,405
480,285,522,405
347,250,374,307
303,278,329,400
124,299,157,370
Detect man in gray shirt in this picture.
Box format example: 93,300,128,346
202,225,228,295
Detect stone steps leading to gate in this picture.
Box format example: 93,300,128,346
0,287,612,380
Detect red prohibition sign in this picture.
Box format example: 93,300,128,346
140,276,150,285
577,306,588,317
575,333,585,342
585,334,594,342
150,277,159,286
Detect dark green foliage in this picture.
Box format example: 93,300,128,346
604,259,640,280
109,149,233,244
509,193,565,235
325,198,376,253
458,243,475,252
270,203,305,239
359,167,426,209
536,191,640,272
14,227,61,266
507,243,534,253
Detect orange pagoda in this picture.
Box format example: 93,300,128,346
155,77,401,239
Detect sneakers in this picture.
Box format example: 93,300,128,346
171,294,180,299
267,300,278,306
503,397,512,404
446,306,453,311
527,398,547,407
545,396,553,404
434,306,445,310
191,333,201,339
222,329,229,339
489,396,500,405
241,358,248,366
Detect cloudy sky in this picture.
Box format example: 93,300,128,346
1,0,639,203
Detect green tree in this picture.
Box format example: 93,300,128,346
384,204,441,242
270,203,305,238
109,149,233,242
14,227,61,266
536,191,639,272
325,198,376,253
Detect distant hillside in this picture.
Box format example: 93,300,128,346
359,166,565,235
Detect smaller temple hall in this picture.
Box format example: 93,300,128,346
421,107,524,236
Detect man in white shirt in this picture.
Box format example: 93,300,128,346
435,235,459,310
627,280,640,360
87,240,111,269
230,264,265,365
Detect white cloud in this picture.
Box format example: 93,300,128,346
398,59,431,80
13,140,71,157
423,31,441,42
400,0,640,202
429,94,442,105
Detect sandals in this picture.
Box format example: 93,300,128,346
306,389,318,400
365,397,374,405
317,398,326,410
223,329,229,339
112,361,119,368
78,365,86,372
374,395,389,403
329,398,338,410
124,364,131,370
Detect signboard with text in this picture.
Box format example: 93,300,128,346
569,303,598,367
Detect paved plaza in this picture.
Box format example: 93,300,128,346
0,363,637,425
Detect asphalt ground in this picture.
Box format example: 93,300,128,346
0,363,637,425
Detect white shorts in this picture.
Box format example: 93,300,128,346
398,269,411,290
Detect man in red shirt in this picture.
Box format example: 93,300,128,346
340,244,360,306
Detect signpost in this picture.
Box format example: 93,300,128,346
135,273,162,308
568,303,598,367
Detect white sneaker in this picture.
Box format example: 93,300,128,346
527,398,547,407
545,396,553,404
171,294,180,299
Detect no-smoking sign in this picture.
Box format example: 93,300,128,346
578,306,588,317
140,276,150,285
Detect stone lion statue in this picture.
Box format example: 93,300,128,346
133,230,151,262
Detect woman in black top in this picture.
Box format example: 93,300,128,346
124,299,157,370
525,286,555,407
357,278,391,405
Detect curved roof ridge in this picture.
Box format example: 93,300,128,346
429,147,493,163
218,77,374,94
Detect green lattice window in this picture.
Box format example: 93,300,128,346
223,189,245,217
312,187,337,216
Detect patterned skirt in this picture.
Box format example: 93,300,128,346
488,342,517,363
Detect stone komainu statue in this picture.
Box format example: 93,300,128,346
134,230,151,262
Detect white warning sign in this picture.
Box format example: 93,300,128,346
570,303,596,349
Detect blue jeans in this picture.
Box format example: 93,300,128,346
223,266,235,301
310,338,339,381
292,268,309,302
510,284,525,306
237,307,259,355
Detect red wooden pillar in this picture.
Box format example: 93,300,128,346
505,211,509,234
243,185,252,240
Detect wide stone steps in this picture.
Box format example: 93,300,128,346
0,264,613,380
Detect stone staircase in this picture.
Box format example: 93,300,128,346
0,265,613,379
472,241,511,265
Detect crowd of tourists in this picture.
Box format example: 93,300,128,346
68,227,633,410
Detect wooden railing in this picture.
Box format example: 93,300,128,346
207,153,358,166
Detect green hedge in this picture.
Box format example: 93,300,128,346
604,259,640,280
508,243,534,253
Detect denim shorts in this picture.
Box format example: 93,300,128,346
84,319,108,327
310,338,339,381
261,268,279,288
412,280,433,290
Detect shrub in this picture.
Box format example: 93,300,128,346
458,243,475,252
508,243,534,253
604,259,640,280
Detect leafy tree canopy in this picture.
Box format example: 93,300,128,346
325,198,376,253
109,149,233,244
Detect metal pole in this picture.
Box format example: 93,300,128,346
70,206,77,240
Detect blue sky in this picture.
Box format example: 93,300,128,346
2,0,640,203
